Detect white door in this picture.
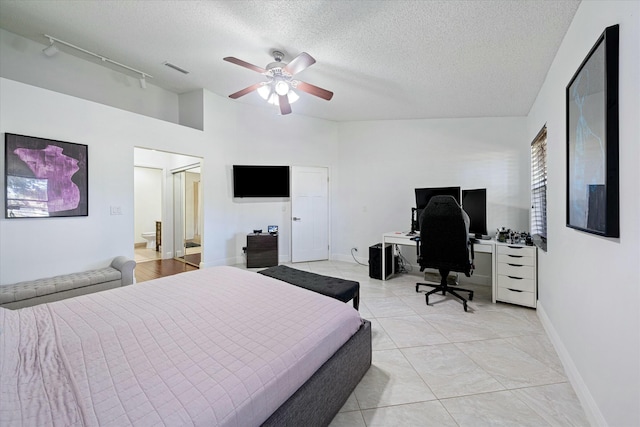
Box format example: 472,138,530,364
291,166,329,262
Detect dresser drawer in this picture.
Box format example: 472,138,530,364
497,262,535,279
497,253,535,266
498,274,535,292
497,287,536,307
497,245,536,257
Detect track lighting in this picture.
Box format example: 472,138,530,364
41,34,152,85
42,39,59,57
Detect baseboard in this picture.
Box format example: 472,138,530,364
537,302,606,427
331,253,366,265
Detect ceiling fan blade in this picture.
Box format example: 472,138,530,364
279,94,292,115
229,83,263,99
283,52,315,75
296,81,334,101
223,57,266,73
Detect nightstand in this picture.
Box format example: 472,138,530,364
246,234,278,268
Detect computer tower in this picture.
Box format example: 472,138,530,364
369,243,393,279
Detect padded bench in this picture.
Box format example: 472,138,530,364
0,256,136,310
258,265,360,310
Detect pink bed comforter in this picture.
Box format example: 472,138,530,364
0,266,362,426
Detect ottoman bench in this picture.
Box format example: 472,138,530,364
258,265,360,310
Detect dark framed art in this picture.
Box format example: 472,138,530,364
566,24,619,237
5,133,88,218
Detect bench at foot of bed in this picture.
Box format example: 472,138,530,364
258,265,360,310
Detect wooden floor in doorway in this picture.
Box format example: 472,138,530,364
135,259,198,283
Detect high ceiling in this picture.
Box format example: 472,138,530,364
0,0,580,122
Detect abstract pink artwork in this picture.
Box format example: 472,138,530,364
5,134,88,218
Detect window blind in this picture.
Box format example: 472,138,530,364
531,126,547,249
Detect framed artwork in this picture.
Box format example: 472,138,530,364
566,24,619,237
5,133,88,218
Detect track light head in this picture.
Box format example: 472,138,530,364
42,43,59,57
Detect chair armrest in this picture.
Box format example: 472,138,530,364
110,256,136,286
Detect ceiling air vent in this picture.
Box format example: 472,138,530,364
163,61,189,74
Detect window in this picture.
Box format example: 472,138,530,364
531,125,547,251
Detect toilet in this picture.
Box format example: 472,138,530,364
141,232,156,249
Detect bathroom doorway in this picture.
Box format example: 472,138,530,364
173,165,202,267
134,147,203,267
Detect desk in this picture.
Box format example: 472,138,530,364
381,232,497,303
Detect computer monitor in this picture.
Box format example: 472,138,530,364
413,186,461,231
462,188,488,238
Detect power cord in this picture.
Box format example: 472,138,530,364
351,248,368,266
396,245,413,274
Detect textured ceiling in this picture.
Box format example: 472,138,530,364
0,0,580,122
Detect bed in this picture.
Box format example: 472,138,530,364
0,266,371,426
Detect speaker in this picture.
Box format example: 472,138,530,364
369,243,393,279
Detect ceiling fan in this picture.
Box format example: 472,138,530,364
223,50,333,115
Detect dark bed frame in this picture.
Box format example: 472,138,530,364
262,319,372,427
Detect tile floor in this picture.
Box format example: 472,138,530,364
243,260,589,427
134,247,163,263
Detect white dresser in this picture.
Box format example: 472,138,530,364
495,243,537,308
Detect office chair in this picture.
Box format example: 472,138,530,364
415,195,475,311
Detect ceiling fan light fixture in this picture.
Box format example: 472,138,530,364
257,84,271,100
287,89,299,104
258,82,298,105
274,80,289,96
267,92,279,106
224,50,332,114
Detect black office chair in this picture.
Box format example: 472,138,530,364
415,195,475,311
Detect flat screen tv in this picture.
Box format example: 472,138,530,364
462,188,488,238
233,165,290,198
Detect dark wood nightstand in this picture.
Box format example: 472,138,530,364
246,234,278,268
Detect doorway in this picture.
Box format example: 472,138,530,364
173,165,202,267
291,166,329,262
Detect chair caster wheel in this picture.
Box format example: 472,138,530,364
415,284,420,292
463,302,468,312
469,292,474,301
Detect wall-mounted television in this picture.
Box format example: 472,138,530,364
233,165,290,198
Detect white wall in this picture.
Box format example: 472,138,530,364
0,76,338,283
199,90,338,265
332,117,530,264
0,29,180,124
1,28,534,280
527,1,640,426
0,78,209,283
